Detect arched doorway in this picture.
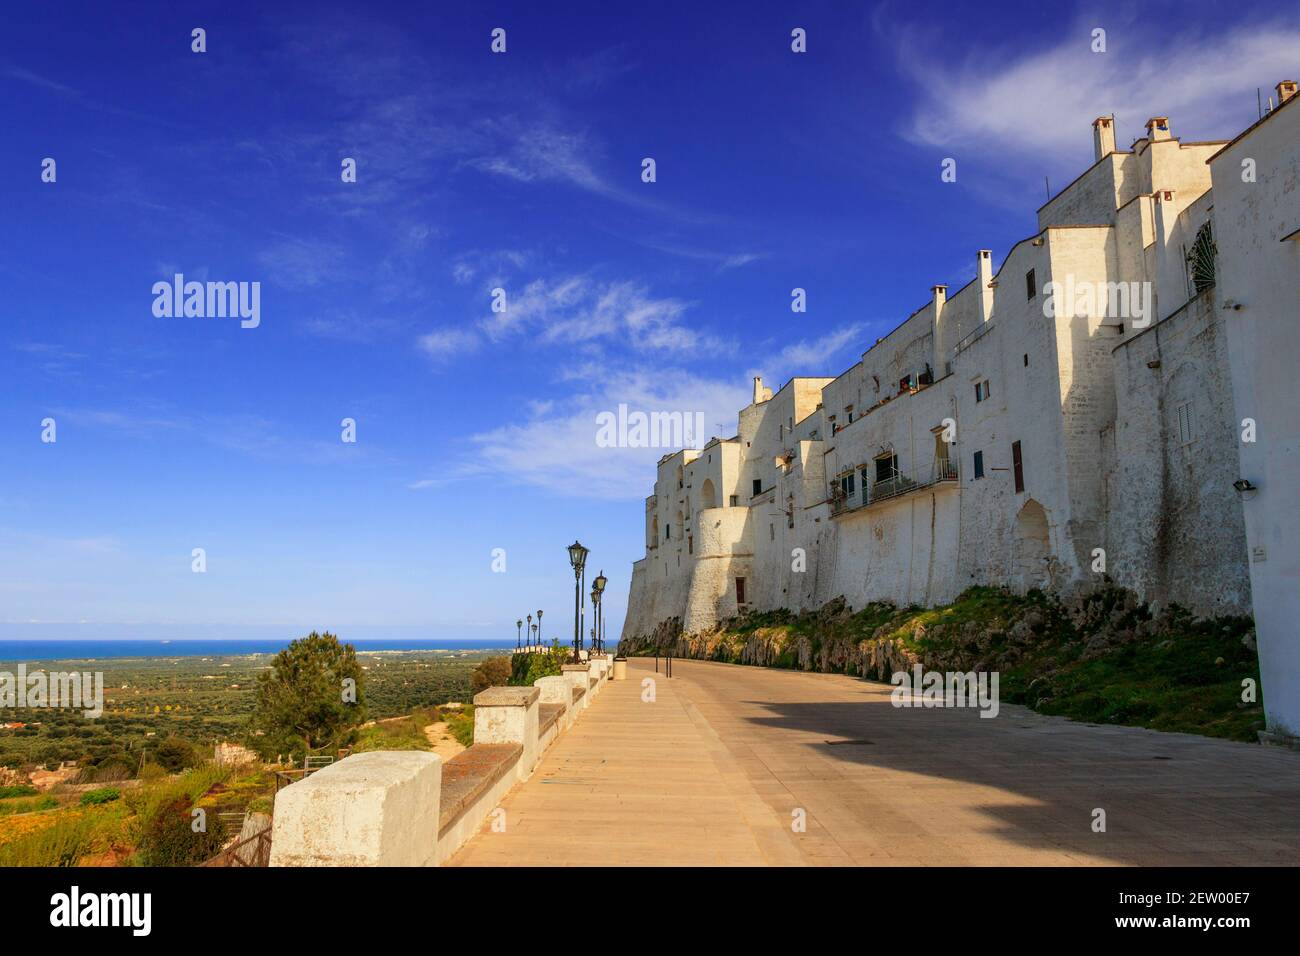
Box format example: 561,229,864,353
700,478,717,510
1014,499,1052,593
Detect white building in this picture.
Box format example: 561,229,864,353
1207,81,1300,743
622,85,1299,744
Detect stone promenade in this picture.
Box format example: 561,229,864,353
449,658,1300,866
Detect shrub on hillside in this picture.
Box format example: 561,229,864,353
470,657,511,696
509,641,571,686
135,795,225,866
153,736,196,773
79,787,121,806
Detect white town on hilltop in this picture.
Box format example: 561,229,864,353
621,83,1300,745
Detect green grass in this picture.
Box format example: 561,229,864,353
0,812,103,866
80,787,121,806
0,794,59,815
444,706,474,748
352,710,437,753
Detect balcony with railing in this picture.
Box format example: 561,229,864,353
829,458,959,517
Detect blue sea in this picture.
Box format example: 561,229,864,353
0,639,514,662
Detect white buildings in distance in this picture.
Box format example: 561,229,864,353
621,81,1300,744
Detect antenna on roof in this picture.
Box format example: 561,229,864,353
1258,87,1263,120
1044,176,1051,202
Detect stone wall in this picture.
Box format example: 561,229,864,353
269,656,618,866
1106,289,1251,615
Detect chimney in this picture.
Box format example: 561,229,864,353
1145,117,1172,142
1092,116,1116,161
977,250,994,324
1278,80,1298,106
1152,190,1179,322
752,376,763,405
931,284,947,310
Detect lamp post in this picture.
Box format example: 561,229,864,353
516,618,522,650
531,623,538,647
527,614,533,651
536,609,543,647
567,540,589,663
592,570,607,655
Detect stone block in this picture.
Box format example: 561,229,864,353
269,751,441,867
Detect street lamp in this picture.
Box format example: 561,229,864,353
527,613,533,650
516,618,523,650
592,570,607,655
536,609,543,647
567,540,589,663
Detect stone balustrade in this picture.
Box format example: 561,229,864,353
269,655,617,867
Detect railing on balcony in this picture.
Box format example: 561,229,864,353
829,459,959,516
953,320,994,356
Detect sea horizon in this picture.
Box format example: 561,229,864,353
0,638,531,662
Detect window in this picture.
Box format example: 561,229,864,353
665,524,671,540
769,523,775,541
688,535,693,554
1026,268,1037,300
1176,400,1197,445
975,380,991,403
973,450,985,479
860,467,871,495
752,478,763,496
1187,221,1216,294
735,577,747,605
1023,353,1029,367
779,424,784,440
840,472,856,497
875,454,898,483
729,494,739,507
1012,441,1024,493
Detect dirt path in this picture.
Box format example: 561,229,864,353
423,722,466,762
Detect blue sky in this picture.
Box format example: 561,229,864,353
2,0,1294,642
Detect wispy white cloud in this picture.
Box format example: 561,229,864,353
258,237,351,289
763,323,866,379
891,17,1300,164
465,368,750,500
417,328,481,360
443,318,869,500
417,274,725,361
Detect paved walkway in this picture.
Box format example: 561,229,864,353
448,658,1300,866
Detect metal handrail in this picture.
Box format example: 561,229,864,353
830,459,959,516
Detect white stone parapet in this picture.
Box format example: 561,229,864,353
270,663,615,867
562,663,592,710
534,674,574,730
473,685,540,778
269,751,442,867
